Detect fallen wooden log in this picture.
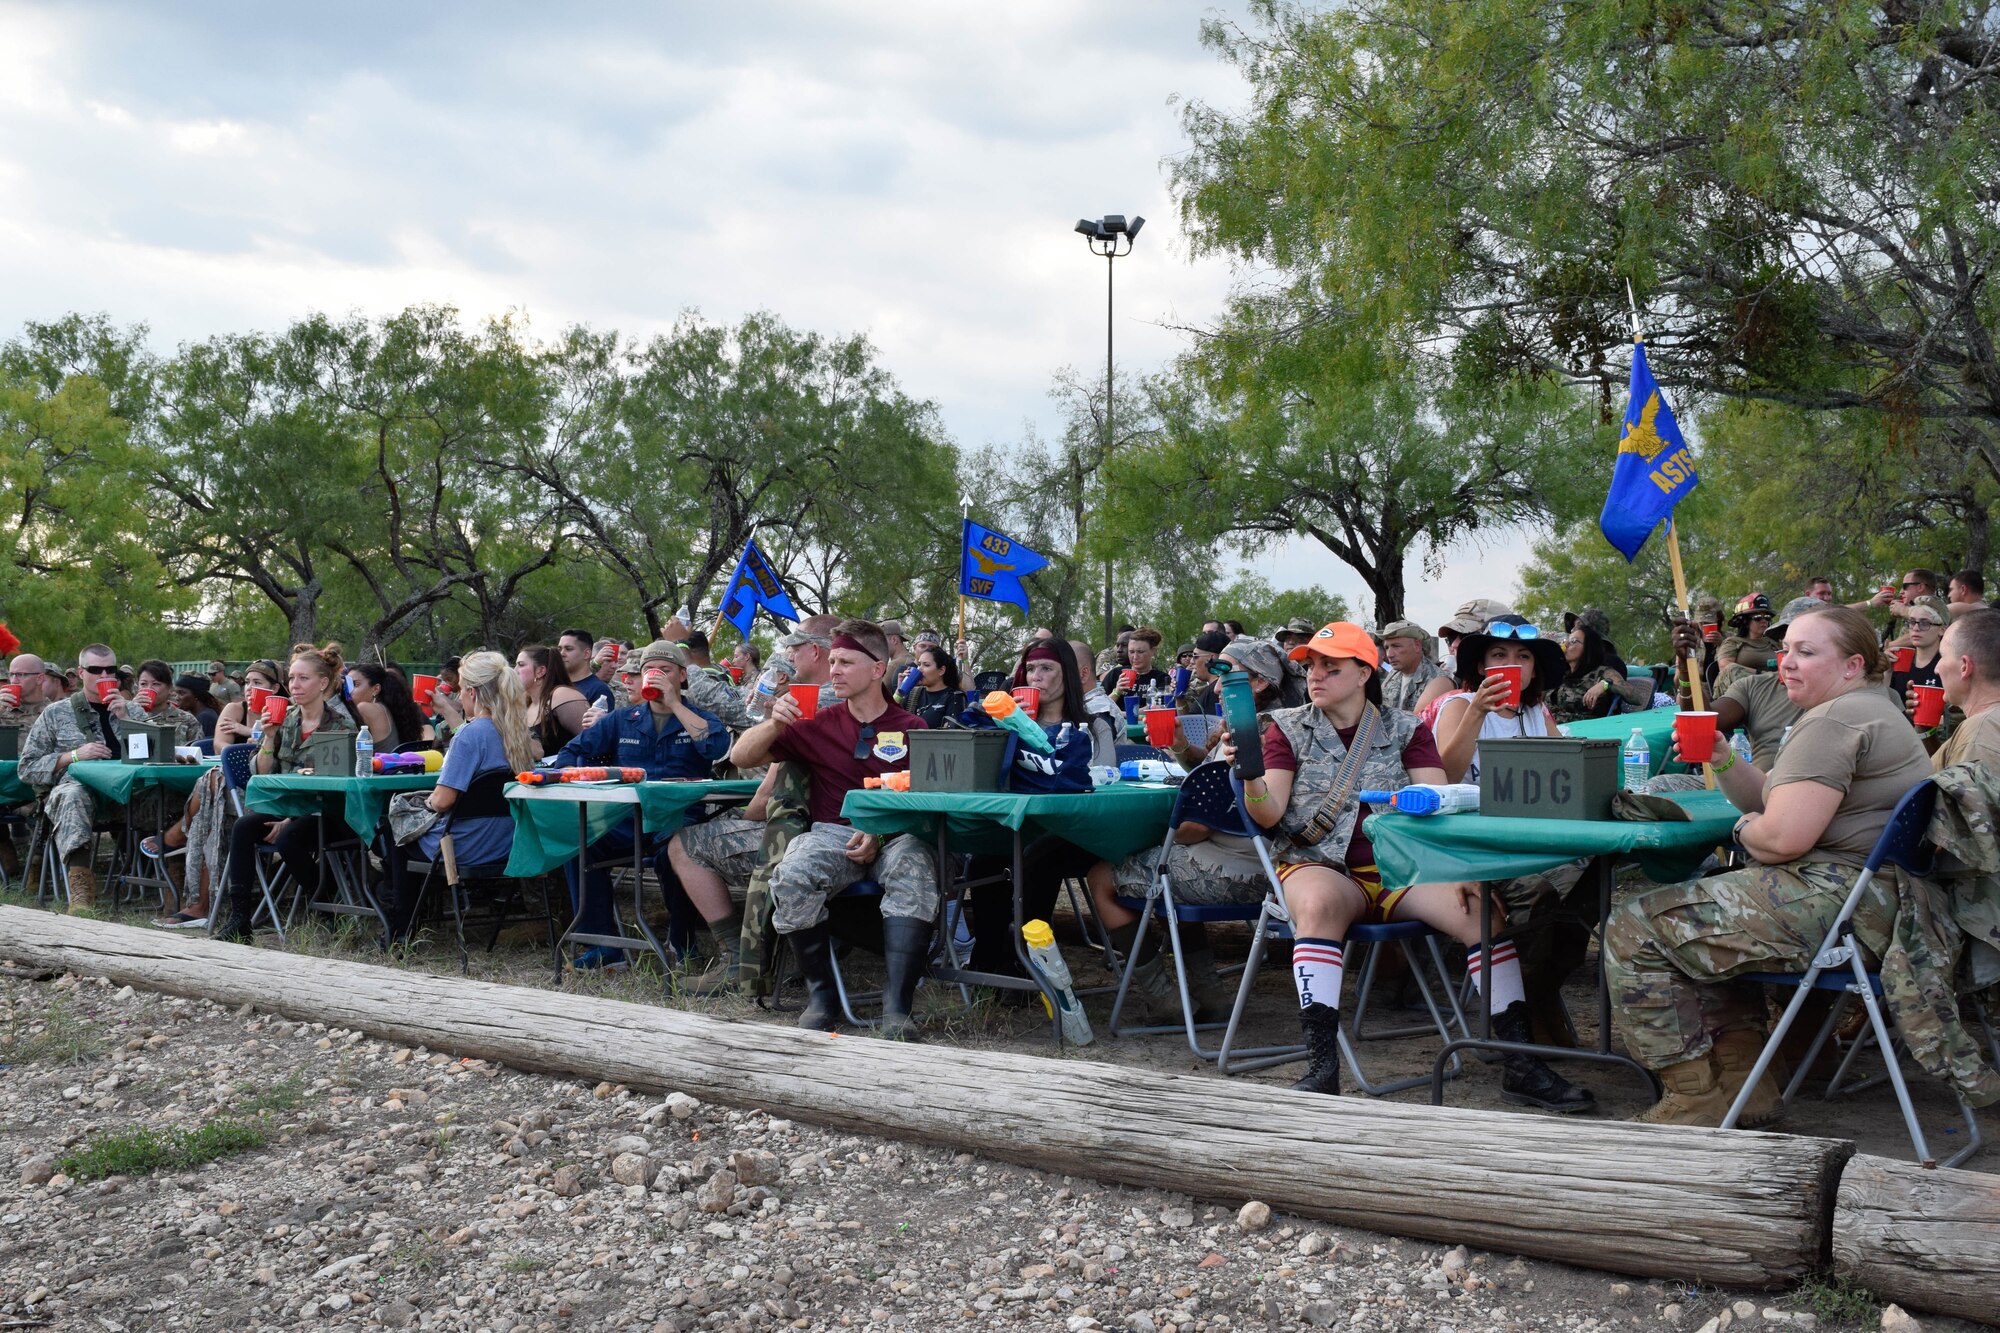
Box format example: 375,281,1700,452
6,906,1846,1286
1832,1153,2000,1326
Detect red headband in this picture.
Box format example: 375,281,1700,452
832,633,880,661
1022,643,1065,666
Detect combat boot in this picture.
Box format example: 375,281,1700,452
1710,1028,1785,1128
1292,1003,1342,1095
1631,1053,1731,1126
787,923,841,1032
64,861,98,914
681,914,746,997
1493,1001,1596,1113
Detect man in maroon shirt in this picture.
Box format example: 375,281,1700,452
729,618,934,1037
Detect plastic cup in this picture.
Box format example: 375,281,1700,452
788,682,820,719
727,663,743,684
1011,686,1041,717
246,686,271,714
1143,706,1176,747
1673,710,1719,763
1912,684,1947,727
411,674,438,706
1,684,18,707
263,696,289,727
1774,651,1787,671
1892,646,1916,673
95,679,119,705
641,669,666,702
604,643,621,662
1119,669,1138,693
1170,667,1191,697
1484,664,1524,707
137,687,158,711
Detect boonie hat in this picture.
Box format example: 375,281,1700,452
1287,622,1380,671
1219,635,1288,682
1379,620,1427,643
1439,598,1514,637
637,640,690,669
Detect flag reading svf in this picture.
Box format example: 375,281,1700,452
716,536,801,639
960,519,1049,615
1598,341,1698,561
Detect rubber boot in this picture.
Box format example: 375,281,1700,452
214,882,256,944
1631,1052,1731,1126
877,916,932,1042
1492,1001,1596,1113
1710,1027,1784,1128
787,922,840,1032
1291,1003,1342,1095
682,913,746,997
64,860,98,915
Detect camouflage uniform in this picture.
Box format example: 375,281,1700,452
1111,834,1266,906
740,762,810,998
122,701,202,747
0,695,48,730
1901,761,2000,1106
686,665,752,734
1381,660,1442,714
674,813,765,889
1604,859,1897,1070
769,824,939,934
18,694,123,861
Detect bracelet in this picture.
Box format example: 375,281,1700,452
1245,785,1270,803
1709,745,1736,774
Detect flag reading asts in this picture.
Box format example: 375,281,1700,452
717,536,801,639
960,518,1049,616
1599,341,1699,562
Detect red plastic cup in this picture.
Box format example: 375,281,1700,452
246,685,272,714
640,669,666,703
1774,651,1787,671
727,663,743,684
263,696,289,727
1118,669,1138,693
1702,622,1720,644
95,679,119,705
411,674,438,706
788,683,820,719
136,687,158,711
1143,706,1176,747
1912,684,1947,727
1484,664,1524,707
604,643,621,662
1892,646,1916,673
1011,686,1041,717
1673,710,1719,763
1881,584,1897,597
0,684,18,708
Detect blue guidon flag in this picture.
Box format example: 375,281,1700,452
717,536,802,639
1599,340,1699,561
959,518,1049,616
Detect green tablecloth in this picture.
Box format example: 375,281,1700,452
67,760,215,805
0,760,30,807
1561,705,1682,777
504,778,762,877
1366,788,1737,890
245,772,439,840
841,784,1177,861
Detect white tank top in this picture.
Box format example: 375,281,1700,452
1433,691,1554,781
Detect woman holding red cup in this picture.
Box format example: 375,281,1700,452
1432,615,1567,785
1888,596,1947,708
122,659,200,746
215,660,284,747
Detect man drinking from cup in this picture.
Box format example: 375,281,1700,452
548,640,730,970
1929,608,2000,768
17,642,126,912
1,653,50,729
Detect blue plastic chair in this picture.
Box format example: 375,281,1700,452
1114,743,1175,765
1213,773,1468,1094
1721,779,1981,1167
213,742,295,943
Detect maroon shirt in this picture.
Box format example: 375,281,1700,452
770,700,929,825
1264,720,1444,872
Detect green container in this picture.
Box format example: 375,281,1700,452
1478,737,1620,821
299,731,357,777
0,725,20,761
908,730,1011,794
113,719,181,765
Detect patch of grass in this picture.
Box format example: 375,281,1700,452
1794,1273,1879,1325
500,1254,543,1273
59,1117,268,1182
391,1238,444,1273
235,1071,307,1114
2,993,105,1066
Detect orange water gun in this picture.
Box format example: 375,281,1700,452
515,766,648,785
863,772,912,792
980,691,1055,754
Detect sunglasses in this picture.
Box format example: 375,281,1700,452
78,664,117,675
1484,622,1539,640
1901,581,1927,589
852,722,877,762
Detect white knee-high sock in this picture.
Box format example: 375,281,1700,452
1292,938,1344,1010
1466,941,1525,1011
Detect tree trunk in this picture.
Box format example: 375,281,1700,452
1831,1153,2000,1326
0,908,1852,1291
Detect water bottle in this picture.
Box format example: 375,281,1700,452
1217,665,1264,780
1729,732,1754,768
1020,919,1093,1046
1088,765,1122,788
1621,727,1650,790
354,725,373,777
248,713,264,745
751,652,796,715
1358,783,1481,816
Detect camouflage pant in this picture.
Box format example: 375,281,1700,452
769,824,939,933
43,776,105,862
739,765,810,998
674,815,765,893
1112,834,1268,906
1604,859,1893,1069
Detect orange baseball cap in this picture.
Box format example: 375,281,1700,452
1288,622,1379,670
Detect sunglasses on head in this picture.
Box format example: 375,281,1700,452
1484,622,1539,640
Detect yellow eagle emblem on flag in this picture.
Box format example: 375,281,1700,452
1618,392,1670,461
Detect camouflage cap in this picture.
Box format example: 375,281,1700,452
1439,598,1514,636
1379,620,1427,642
1770,596,1827,633
636,640,690,669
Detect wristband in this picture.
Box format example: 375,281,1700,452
1245,788,1270,803
1709,745,1737,774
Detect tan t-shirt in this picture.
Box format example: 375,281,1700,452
1934,705,2000,772
1765,686,1931,864
1722,672,1802,768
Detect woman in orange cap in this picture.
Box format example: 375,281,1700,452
1219,621,1592,1111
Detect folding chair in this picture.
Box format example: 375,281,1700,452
1214,773,1467,1095
1721,779,1984,1168
399,770,561,974
1115,744,1175,765
971,671,1012,696
212,742,295,944
0,809,28,895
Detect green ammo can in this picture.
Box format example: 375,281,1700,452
908,730,1011,793
1478,737,1621,821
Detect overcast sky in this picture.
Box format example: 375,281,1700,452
0,0,1535,633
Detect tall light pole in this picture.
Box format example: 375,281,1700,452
1074,213,1143,645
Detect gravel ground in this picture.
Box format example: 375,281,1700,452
0,967,1986,1333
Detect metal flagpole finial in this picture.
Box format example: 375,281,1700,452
959,492,972,515
1624,278,1644,344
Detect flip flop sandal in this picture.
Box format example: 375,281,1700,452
140,835,186,860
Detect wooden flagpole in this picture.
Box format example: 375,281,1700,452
1627,281,1712,785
